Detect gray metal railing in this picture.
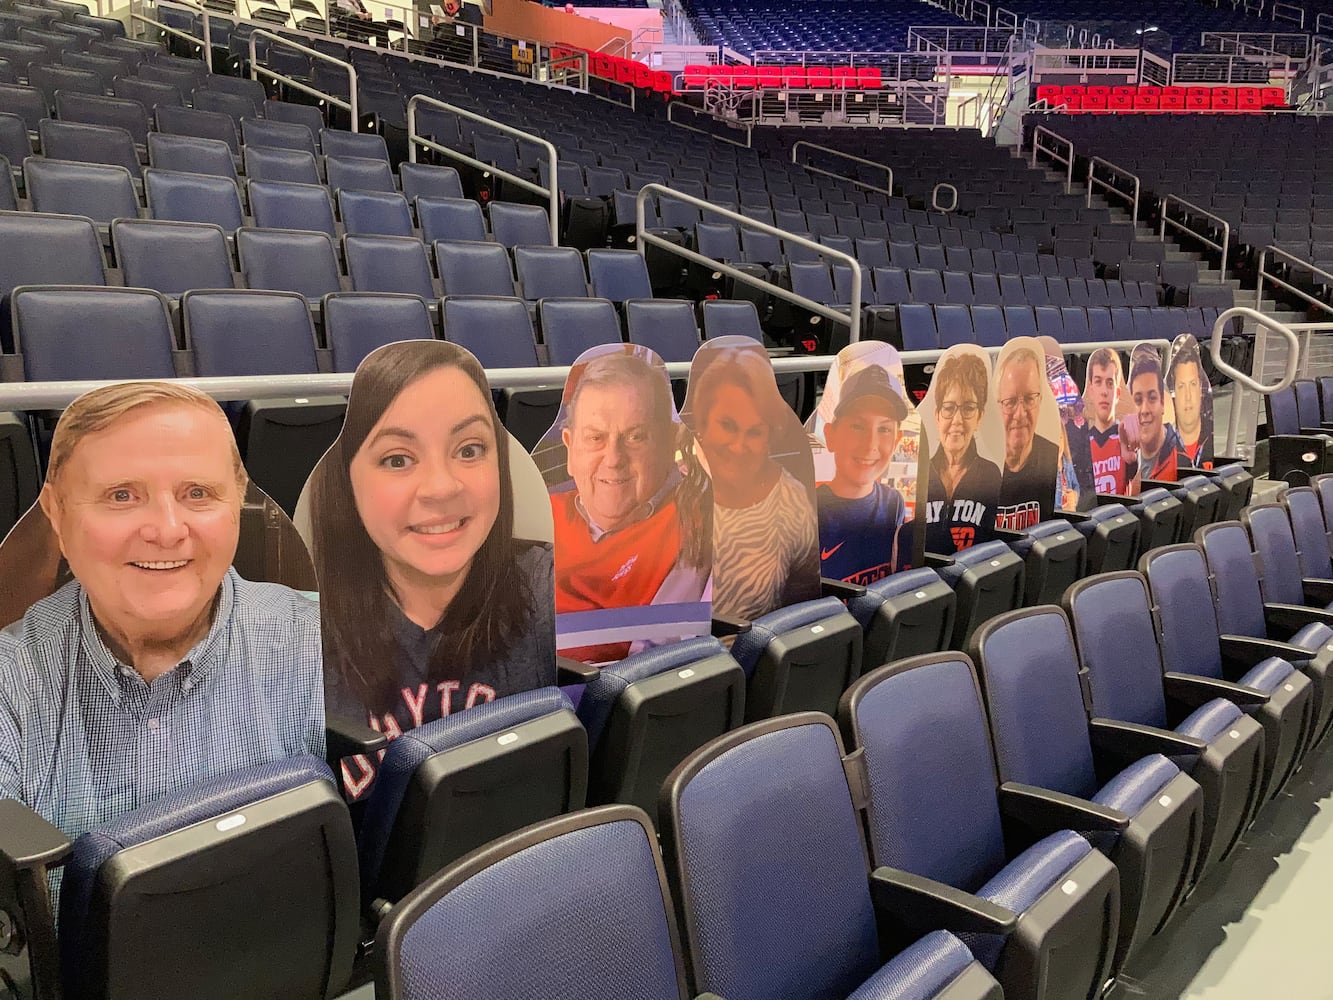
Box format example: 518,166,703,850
249,28,357,128
1086,156,1140,225
790,141,892,196
407,95,559,245
1031,125,1074,193
932,182,958,212
138,0,213,70
1219,306,1304,457
665,101,753,148
1160,193,1230,280
635,182,863,343
1255,245,1333,316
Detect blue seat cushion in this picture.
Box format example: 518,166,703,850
729,595,848,677
577,635,727,749
1092,753,1179,816
1175,698,1244,743
1291,621,1333,650
847,567,945,631
60,755,334,973
850,931,976,1000
1075,503,1130,537
1239,656,1296,692
963,830,1091,969
1011,519,1075,558
1131,487,1172,513
935,540,1013,589
358,687,573,889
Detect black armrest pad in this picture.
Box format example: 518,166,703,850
1212,455,1249,467
1096,493,1138,506
821,577,866,601
1140,479,1174,491
556,655,601,684
1263,602,1333,631
711,614,751,638
869,866,1017,935
1163,671,1268,708
998,781,1130,834
0,800,71,871
924,552,955,569
1303,578,1333,605
1298,427,1332,437
326,715,389,762
1057,509,1091,523
1089,717,1207,758
993,528,1024,542
1219,634,1309,669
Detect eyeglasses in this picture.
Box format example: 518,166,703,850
937,401,980,419
998,392,1042,414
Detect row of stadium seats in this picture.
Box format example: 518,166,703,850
680,62,887,90
1035,84,1289,113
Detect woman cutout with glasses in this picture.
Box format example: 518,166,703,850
925,350,1001,554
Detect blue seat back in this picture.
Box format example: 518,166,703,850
324,292,433,372
1198,522,1268,638
489,201,552,248
111,218,233,297
184,289,318,376
1141,544,1227,679
1244,504,1305,606
147,132,237,181
898,303,939,351
418,195,487,244
1286,486,1333,578
325,153,395,194
515,245,587,301
700,298,762,340
241,116,317,157
237,227,341,300
338,188,414,237
399,161,463,202
155,104,239,153
248,178,337,238
145,167,244,230
320,128,388,161
244,143,320,185
973,609,1099,798
0,210,105,295
16,286,175,380
38,118,141,178
1266,385,1301,436
1065,574,1168,728
441,296,539,368
587,248,652,302
345,234,435,298
541,297,622,366
435,240,515,297
625,299,700,362
24,158,138,224
1295,379,1322,429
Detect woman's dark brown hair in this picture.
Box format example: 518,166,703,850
308,341,531,718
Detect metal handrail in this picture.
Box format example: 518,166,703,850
1086,155,1140,225
932,182,958,212
151,0,213,69
130,11,213,70
1031,124,1073,193
790,141,892,196
665,101,753,148
407,94,559,245
1218,306,1304,456
1255,244,1333,316
1160,193,1230,281
249,28,357,127
635,182,863,344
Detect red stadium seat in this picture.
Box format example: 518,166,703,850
856,66,882,89
781,66,807,89
732,67,758,89
1108,86,1134,112
1262,86,1286,107
1211,86,1236,110
1075,86,1102,112
1237,86,1262,112
1160,86,1186,112
1186,87,1211,110
1133,85,1160,110
682,63,709,88
1036,83,1061,104
832,66,857,89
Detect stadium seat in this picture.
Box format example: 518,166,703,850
0,211,106,346
114,77,186,116
624,298,700,362
1142,543,1312,803
24,158,138,225
237,226,342,300
155,104,239,154
845,566,956,667
1071,503,1141,574
241,116,318,157
1283,486,1333,583
488,201,553,248
587,248,653,303
55,91,150,148
323,292,434,372
13,285,176,381
399,161,463,202
839,654,1120,998
37,118,140,179
1121,487,1184,556
416,195,487,244
320,126,388,161
192,86,261,124
971,607,1203,972
514,245,587,301
435,239,516,297
929,539,1025,649
1002,518,1087,606
345,234,436,298
264,99,325,137
539,297,623,365
248,178,337,238
338,188,414,237
325,153,395,194
144,167,244,230
110,217,233,297
146,132,238,182
243,143,321,184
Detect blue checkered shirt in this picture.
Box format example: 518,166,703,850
0,568,326,852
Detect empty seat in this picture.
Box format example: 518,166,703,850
845,567,957,667
416,195,486,244
0,210,105,307
248,178,337,238
624,299,699,362
323,291,434,372
38,118,140,179
338,188,413,237
320,126,388,161
146,132,237,181
55,91,150,148
933,539,1024,649
111,217,233,297
144,167,243,230
155,104,239,154
325,153,395,194
14,285,175,380
241,116,318,157
540,297,622,365
342,233,434,298
489,201,553,248
237,226,342,300
435,240,515,297
399,161,463,202
514,245,586,301
587,248,652,303
24,157,137,225
243,143,320,184
192,86,261,123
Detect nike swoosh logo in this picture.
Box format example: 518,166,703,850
821,542,845,560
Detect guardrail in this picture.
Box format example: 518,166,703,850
665,101,753,148
1201,29,1309,59
636,182,863,344
1086,156,1140,225
1160,193,1230,281
790,141,892,196
1031,125,1073,193
249,28,357,127
932,182,958,212
1219,306,1304,457
1255,244,1333,316
131,8,212,70
407,94,559,245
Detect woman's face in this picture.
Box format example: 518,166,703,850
349,366,501,595
935,383,981,459
699,381,771,492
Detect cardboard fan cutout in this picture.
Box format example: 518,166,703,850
919,344,1003,554
993,337,1063,531
1129,341,1182,483
681,335,821,620
1038,337,1097,513
806,341,923,583
534,342,711,665
1080,345,1142,498
299,340,557,799
1167,333,1214,471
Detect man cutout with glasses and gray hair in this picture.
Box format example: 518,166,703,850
994,346,1059,530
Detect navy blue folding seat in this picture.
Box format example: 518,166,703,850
241,116,317,157
346,234,435,298
320,127,387,161
661,714,1006,1000
435,240,515,297
839,654,1120,999
966,304,1003,348
489,201,552,248
144,167,243,230
323,292,433,372
623,298,699,363
515,245,587,301
898,302,938,351
111,217,233,297
38,118,139,179
325,153,394,195
845,567,956,667
0,210,105,324
918,244,948,272
156,104,239,154
1285,486,1333,582
244,143,320,184
192,86,260,125
338,188,413,238
587,248,652,303
935,303,974,348
147,132,237,182
399,161,462,202
1002,305,1036,339
971,607,1202,972
5,756,358,1000
1003,518,1086,606
1066,572,1266,880
26,62,100,110
24,157,137,225
0,153,11,210
55,91,149,148
854,237,889,268
1072,502,1140,574
908,268,946,306
1033,304,1064,340
540,297,622,365
237,227,342,300
14,285,175,380
264,99,324,138
416,194,487,244
929,539,1025,650
1086,306,1114,341
114,77,185,115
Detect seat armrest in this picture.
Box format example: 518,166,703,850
326,715,389,764
1096,493,1138,506
821,577,866,601
1219,634,1310,671
1089,717,1207,760
0,800,69,1000
0,800,71,872
1163,671,1269,708
1298,427,1332,437
1140,478,1175,490
992,528,1024,542
1302,578,1333,605
924,552,955,569
1264,602,1333,633
1057,509,1091,523
711,614,751,638
869,866,1017,936
998,781,1130,835
1213,455,1249,466
556,655,601,684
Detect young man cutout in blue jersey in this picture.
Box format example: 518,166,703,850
816,364,908,586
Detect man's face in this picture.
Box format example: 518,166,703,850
1131,371,1165,453
825,397,901,498
1086,362,1118,428
42,403,242,646
998,358,1043,466
699,382,771,495
1173,360,1202,436
562,381,670,532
